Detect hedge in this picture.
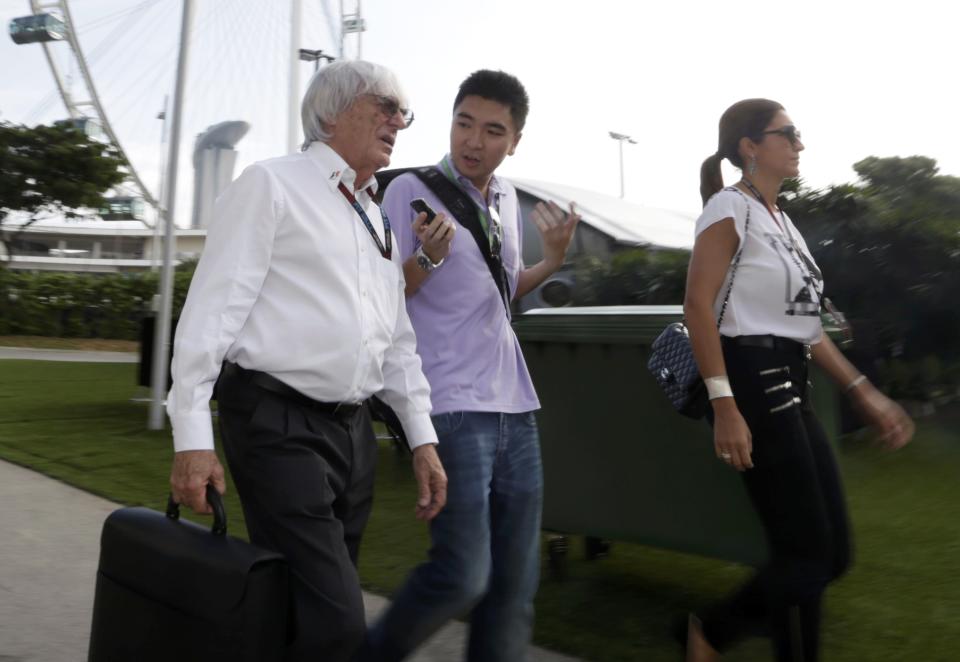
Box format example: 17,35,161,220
0,265,194,340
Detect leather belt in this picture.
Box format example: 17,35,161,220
221,362,364,417
722,335,809,358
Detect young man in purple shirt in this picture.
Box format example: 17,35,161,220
360,70,579,661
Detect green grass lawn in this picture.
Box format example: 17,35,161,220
1,359,958,661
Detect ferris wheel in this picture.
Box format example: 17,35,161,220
10,1,159,211
10,0,364,223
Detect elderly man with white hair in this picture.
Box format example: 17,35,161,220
167,60,447,661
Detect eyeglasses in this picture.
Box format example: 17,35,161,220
763,125,802,146
369,94,414,127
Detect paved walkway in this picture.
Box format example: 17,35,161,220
0,347,139,363
0,454,579,662
0,346,580,660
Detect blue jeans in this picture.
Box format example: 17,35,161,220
360,411,544,662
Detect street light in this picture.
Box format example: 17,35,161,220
609,131,637,199
298,48,335,72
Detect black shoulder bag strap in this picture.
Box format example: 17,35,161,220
411,167,511,314
680,186,750,331
715,186,751,327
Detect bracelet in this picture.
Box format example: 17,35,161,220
844,374,868,393
704,376,734,400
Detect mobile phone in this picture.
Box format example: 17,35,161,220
409,198,437,225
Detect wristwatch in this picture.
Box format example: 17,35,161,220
415,245,444,273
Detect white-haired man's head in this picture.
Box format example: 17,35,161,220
300,60,409,149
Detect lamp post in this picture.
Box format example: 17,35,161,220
287,0,302,154
608,131,636,199
298,48,335,72
148,0,194,430
290,47,334,153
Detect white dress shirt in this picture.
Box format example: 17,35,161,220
167,141,437,452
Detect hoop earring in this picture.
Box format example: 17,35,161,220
748,155,758,177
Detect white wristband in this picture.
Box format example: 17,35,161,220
704,376,734,400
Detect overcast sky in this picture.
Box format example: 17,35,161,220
2,0,958,225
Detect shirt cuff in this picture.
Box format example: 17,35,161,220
171,411,216,452
399,411,439,450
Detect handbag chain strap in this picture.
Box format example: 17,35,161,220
712,187,751,329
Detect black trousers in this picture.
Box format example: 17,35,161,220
700,339,852,662
216,366,378,662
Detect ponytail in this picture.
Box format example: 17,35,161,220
699,152,724,207
703,98,785,206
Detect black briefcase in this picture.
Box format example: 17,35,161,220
88,486,289,662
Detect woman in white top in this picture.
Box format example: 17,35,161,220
683,99,914,662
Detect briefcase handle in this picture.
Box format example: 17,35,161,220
165,484,228,536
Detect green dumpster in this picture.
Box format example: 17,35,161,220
513,305,840,567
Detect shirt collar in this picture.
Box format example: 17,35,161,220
440,154,503,200
306,141,380,197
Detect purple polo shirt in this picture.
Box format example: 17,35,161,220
381,156,540,415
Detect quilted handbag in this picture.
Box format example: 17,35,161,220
648,321,709,419
647,188,751,418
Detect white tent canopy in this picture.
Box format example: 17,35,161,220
510,177,697,250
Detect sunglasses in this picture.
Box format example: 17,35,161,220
488,204,503,259
368,94,414,126
762,125,802,146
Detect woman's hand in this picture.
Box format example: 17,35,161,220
810,338,913,450
850,381,915,450
711,398,753,471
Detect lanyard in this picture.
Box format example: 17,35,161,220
337,182,391,260
439,156,501,246
740,179,823,306
740,178,785,230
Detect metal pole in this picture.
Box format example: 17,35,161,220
148,0,194,430
339,0,345,57
152,95,169,272
609,132,635,199
618,140,625,199
357,0,362,58
287,0,302,154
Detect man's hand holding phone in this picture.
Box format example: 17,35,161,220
410,198,455,264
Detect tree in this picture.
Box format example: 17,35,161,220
783,156,960,398
0,122,127,265
572,246,689,306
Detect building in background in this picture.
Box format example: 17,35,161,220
511,178,695,309
4,175,697,314
3,212,204,274
371,168,697,310
190,121,250,229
